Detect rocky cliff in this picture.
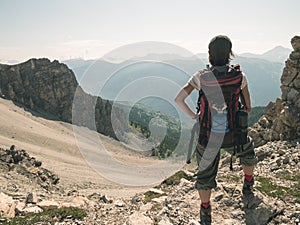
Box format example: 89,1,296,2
250,36,300,147
0,58,125,138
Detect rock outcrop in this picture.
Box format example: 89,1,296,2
0,58,126,138
0,145,59,190
0,59,77,121
0,140,299,224
250,36,300,147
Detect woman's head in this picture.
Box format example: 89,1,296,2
208,35,234,66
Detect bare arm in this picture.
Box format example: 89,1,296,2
242,85,251,114
174,83,197,119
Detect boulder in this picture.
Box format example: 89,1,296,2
37,200,59,210
70,196,89,207
15,202,25,214
115,199,125,207
22,206,43,214
149,188,165,195
0,192,16,218
124,212,153,225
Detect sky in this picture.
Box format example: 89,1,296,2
0,0,299,63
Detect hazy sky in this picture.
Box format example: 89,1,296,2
1,0,299,62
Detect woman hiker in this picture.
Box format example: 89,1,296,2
174,35,257,225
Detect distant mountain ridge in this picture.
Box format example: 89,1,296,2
239,45,291,63
64,46,286,107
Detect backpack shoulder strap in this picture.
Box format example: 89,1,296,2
196,89,203,114
230,64,247,109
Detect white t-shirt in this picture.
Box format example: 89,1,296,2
188,67,248,91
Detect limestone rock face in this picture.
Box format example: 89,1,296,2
250,36,300,146
0,59,77,121
0,58,126,138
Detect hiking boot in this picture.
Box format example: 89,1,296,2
200,205,211,225
242,178,254,196
242,178,255,208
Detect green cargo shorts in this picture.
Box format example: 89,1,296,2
194,137,257,190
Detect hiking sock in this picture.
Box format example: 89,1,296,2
244,174,253,183
201,201,210,209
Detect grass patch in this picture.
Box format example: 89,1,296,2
150,203,163,212
278,173,300,182
143,191,166,203
2,207,87,225
280,174,300,203
256,177,300,203
162,170,195,186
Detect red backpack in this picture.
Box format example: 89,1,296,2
196,64,246,148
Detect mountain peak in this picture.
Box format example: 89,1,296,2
239,45,292,63
261,45,291,63
262,45,291,56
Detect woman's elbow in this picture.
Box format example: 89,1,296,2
174,85,191,105
174,92,185,103
174,95,179,102
174,96,181,106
